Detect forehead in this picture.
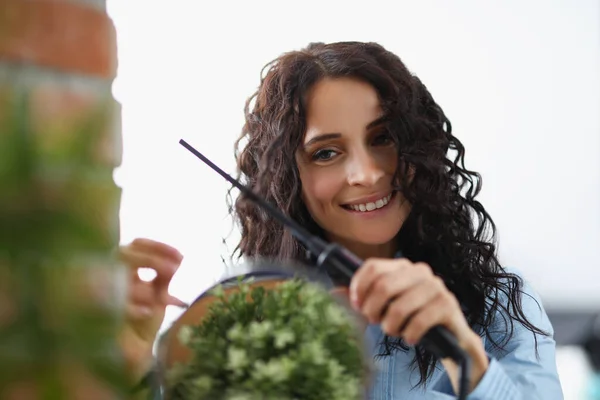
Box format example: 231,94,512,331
304,77,381,141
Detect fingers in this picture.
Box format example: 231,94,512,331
350,258,468,346
395,293,457,345
120,239,187,326
349,258,400,306
378,276,447,335
126,280,187,321
127,280,155,320
131,238,183,264
130,280,154,305
119,245,179,286
350,258,432,310
129,268,187,305
356,270,397,322
362,274,443,326
126,303,154,321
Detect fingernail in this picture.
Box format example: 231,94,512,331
167,295,189,309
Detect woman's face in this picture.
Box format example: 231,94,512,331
295,77,411,258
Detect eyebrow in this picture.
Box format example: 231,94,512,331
303,133,341,148
302,116,388,149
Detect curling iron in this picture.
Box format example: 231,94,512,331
179,138,471,400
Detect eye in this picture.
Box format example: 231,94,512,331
311,149,338,161
372,132,394,146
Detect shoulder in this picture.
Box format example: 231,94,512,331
492,266,550,327
471,267,564,398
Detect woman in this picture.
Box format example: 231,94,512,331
120,41,563,399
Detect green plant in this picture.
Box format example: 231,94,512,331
165,278,371,400
0,92,126,399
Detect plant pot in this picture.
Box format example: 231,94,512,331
156,258,372,400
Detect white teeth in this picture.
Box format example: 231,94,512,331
348,193,393,212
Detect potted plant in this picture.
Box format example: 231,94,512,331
158,267,372,400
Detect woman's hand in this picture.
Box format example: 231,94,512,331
117,238,187,385
349,257,489,393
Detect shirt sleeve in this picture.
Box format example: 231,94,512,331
432,268,564,399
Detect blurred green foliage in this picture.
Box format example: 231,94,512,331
0,91,128,399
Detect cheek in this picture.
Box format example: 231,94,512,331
380,148,398,174
300,169,344,214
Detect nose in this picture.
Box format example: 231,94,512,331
346,149,385,187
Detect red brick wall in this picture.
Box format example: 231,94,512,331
0,0,116,77
0,0,121,166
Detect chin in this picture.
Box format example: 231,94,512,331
337,226,401,247
354,232,398,245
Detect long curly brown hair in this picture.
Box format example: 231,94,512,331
227,41,547,386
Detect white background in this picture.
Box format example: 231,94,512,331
107,1,600,397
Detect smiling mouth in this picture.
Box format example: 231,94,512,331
341,191,396,213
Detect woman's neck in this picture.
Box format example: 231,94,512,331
328,236,398,260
